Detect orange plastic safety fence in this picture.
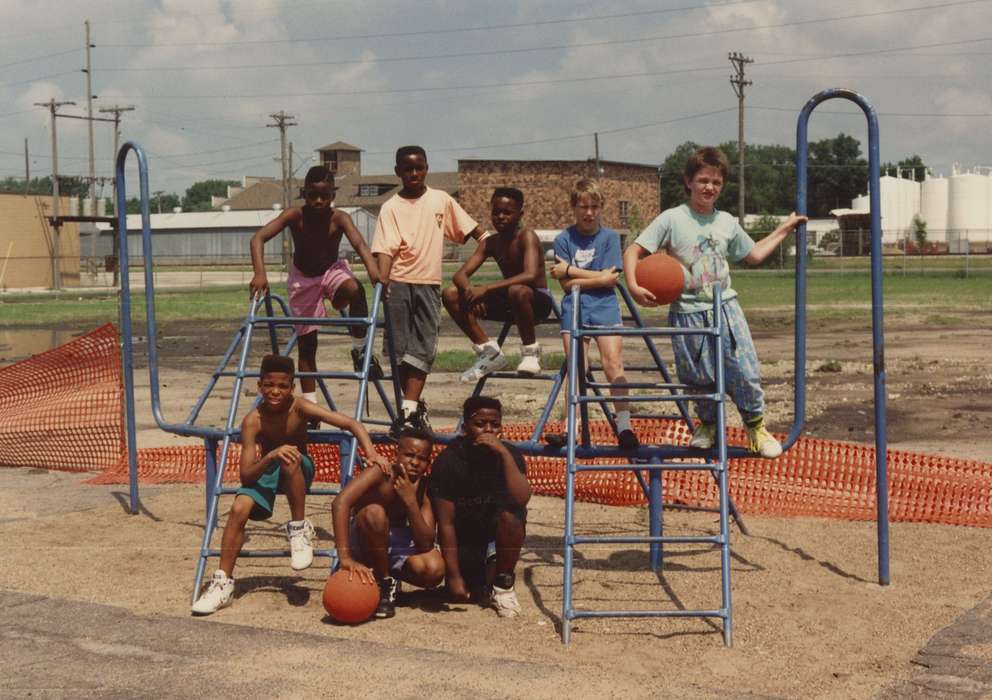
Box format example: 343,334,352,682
5,325,990,528
0,324,123,473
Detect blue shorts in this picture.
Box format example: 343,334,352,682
348,520,418,577
237,454,315,521
560,293,622,330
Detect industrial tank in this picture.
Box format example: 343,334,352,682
920,175,948,244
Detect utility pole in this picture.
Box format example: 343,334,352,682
729,52,753,221
35,99,75,290
594,132,601,175
98,104,135,201
24,138,29,194
83,19,97,218
267,111,296,267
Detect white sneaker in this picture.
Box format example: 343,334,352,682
287,519,315,570
191,570,234,616
689,423,716,449
460,343,507,383
516,343,542,376
491,584,521,618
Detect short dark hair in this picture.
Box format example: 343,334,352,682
304,165,335,188
395,145,427,165
462,395,502,422
397,427,434,450
260,354,295,377
491,187,524,208
683,147,729,194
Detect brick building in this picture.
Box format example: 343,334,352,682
457,158,661,240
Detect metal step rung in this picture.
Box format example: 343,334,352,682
585,381,690,390
573,461,721,472
575,393,720,404
571,609,726,620
572,534,723,546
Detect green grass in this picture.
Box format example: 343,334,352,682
1,260,990,327
433,349,565,372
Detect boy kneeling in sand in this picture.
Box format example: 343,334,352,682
331,428,445,619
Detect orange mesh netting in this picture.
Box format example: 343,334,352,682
4,325,990,528
0,324,123,473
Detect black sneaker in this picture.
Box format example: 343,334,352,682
375,576,398,619
544,432,566,449
617,429,640,450
409,400,432,434
351,346,384,380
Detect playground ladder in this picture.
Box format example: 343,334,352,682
560,285,734,645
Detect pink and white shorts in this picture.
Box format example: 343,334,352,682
287,259,356,335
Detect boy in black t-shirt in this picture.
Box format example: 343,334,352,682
430,396,531,617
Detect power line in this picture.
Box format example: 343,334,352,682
0,47,81,71
92,1,990,73
97,0,769,49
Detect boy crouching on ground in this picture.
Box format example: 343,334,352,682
331,428,445,619
431,396,531,617
192,354,388,616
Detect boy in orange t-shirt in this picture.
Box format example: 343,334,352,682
372,145,485,437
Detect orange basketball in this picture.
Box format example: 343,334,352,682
322,569,379,624
635,253,685,305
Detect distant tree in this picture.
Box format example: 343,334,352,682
882,154,928,182
911,214,928,252
182,179,239,212
657,141,699,210
0,175,88,197
744,213,791,269
125,192,180,214
806,134,867,217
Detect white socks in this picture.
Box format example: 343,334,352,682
402,399,418,417
472,339,500,355
616,410,632,433
302,391,317,404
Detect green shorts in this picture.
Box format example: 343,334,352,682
237,454,315,521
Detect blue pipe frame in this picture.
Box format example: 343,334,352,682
793,88,889,585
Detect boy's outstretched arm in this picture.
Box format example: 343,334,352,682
743,212,808,265
249,208,299,298
623,243,658,307
336,210,381,285
330,468,384,584
297,401,390,475
433,496,470,601
376,253,394,299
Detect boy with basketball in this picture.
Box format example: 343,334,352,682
191,354,389,616
442,187,553,381
331,428,445,619
550,178,639,450
249,166,383,409
372,146,487,435
431,396,531,617
623,146,806,457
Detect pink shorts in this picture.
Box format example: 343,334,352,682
287,259,356,335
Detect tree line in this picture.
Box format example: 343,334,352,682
659,135,926,218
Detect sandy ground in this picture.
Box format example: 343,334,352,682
2,310,991,698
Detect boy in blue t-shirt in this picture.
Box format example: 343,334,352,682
550,178,638,450
623,146,806,457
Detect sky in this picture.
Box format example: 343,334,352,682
1,0,990,200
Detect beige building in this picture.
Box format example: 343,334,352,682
0,194,80,290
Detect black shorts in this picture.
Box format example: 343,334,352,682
455,506,527,587
478,287,554,324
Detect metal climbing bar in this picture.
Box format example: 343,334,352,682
560,284,733,646
793,88,888,585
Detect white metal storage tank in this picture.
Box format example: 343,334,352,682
947,170,989,253
920,175,948,244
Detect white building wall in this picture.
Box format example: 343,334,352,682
920,176,948,243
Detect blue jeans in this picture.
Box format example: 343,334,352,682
669,297,764,424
